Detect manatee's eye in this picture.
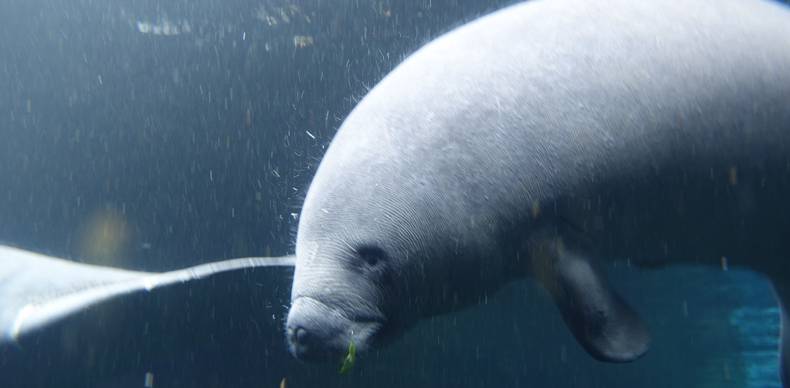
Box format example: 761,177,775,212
357,245,387,267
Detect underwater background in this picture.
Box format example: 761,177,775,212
0,0,787,387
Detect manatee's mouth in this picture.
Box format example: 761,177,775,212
285,296,388,362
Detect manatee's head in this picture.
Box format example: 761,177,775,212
284,58,520,361
283,154,514,362
282,133,494,362
283,171,438,362
285,236,406,362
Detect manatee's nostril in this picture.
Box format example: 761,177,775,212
287,324,310,346
295,327,308,343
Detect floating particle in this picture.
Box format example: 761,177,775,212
144,372,154,387
293,35,314,48
728,166,738,185
531,200,541,218
79,208,129,265
136,20,191,36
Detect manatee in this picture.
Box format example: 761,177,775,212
2,0,790,385
283,0,790,383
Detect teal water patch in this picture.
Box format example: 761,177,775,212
730,306,781,387
724,268,782,388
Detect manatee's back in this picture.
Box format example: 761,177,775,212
299,0,790,262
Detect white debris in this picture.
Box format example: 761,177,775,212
144,371,154,387
136,19,192,36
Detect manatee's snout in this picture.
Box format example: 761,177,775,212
286,293,388,362
285,297,351,361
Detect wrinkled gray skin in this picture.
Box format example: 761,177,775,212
286,0,790,383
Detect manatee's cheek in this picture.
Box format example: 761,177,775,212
285,297,384,362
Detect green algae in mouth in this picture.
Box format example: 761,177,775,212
339,340,357,374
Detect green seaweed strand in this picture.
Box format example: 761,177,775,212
339,340,357,374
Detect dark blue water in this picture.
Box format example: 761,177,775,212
0,1,785,387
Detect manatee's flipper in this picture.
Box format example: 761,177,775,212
770,279,790,386
530,237,651,362
0,244,294,344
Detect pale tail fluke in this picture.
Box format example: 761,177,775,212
0,245,294,344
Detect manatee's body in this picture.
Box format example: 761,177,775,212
301,0,790,277
285,0,790,383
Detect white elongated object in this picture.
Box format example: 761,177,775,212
0,245,294,343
